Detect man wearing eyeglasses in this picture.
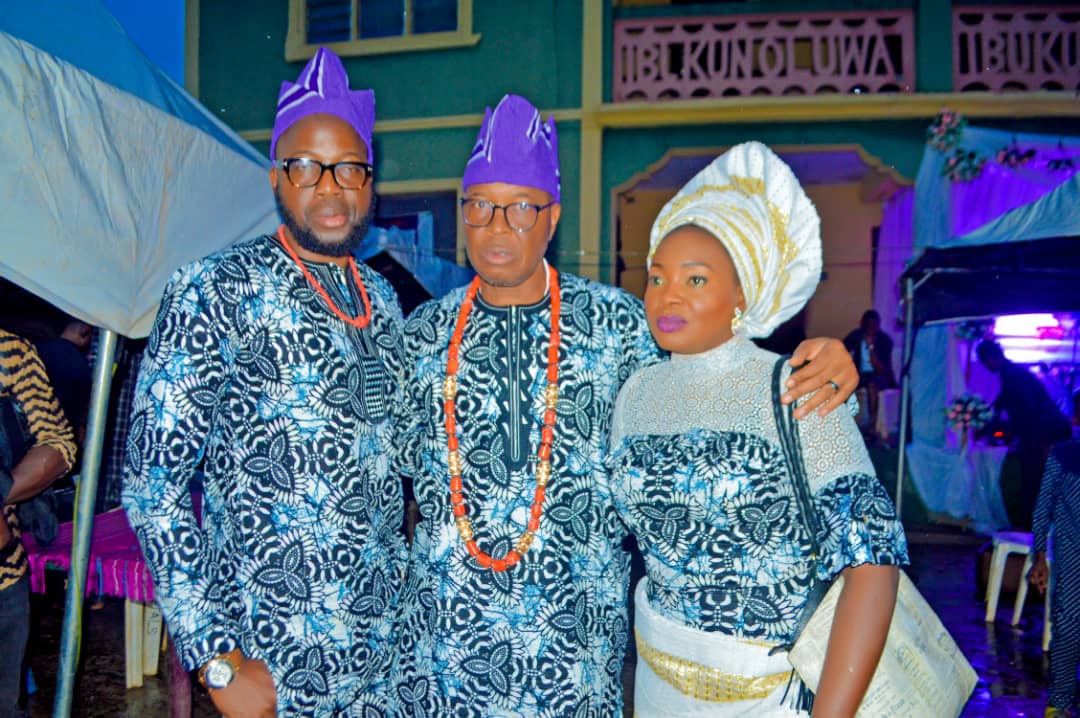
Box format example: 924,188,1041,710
388,94,859,716
123,48,404,718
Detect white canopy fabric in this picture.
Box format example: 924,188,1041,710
0,2,278,338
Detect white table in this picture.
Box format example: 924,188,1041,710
907,440,1011,534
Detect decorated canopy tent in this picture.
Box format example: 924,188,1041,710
0,2,281,713
1,2,469,713
894,114,1080,530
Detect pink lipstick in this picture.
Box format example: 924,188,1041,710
655,316,687,332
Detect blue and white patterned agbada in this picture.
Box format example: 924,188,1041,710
390,272,661,717
123,235,406,717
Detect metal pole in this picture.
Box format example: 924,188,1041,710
896,278,916,520
53,329,118,718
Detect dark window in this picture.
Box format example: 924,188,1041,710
305,0,459,44
306,0,351,44
360,0,405,39
414,0,458,33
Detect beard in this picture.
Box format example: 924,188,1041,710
275,191,375,258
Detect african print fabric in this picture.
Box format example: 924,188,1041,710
123,235,406,717
607,336,908,643
390,272,661,717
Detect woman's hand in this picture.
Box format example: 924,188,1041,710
783,338,859,419
207,655,277,718
812,564,899,718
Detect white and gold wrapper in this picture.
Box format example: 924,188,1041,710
633,579,804,717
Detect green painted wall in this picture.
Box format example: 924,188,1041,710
199,0,583,133
200,1,1080,284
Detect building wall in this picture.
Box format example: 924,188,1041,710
803,183,884,341
193,1,1080,293
197,0,586,264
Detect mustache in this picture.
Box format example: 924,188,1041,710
274,190,375,258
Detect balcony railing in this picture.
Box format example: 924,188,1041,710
613,10,915,102
953,5,1080,92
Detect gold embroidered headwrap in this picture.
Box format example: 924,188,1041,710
647,141,822,339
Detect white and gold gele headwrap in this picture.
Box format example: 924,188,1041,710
647,141,822,339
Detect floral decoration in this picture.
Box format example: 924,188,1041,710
942,149,986,182
928,110,966,152
995,144,1036,169
946,393,994,432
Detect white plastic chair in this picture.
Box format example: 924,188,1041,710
984,531,1053,651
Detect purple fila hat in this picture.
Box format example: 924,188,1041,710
270,47,374,161
462,94,560,203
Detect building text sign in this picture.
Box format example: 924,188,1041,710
954,6,1080,92
614,11,915,102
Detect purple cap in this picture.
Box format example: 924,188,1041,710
462,94,560,202
270,47,374,161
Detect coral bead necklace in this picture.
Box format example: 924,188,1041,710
277,225,372,328
444,267,561,572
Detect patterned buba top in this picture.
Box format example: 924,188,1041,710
390,272,662,717
608,336,908,642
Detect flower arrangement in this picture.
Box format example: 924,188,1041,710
928,110,966,152
1048,155,1077,172
955,319,994,342
942,149,986,182
946,393,993,432
995,144,1036,169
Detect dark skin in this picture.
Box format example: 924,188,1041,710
269,113,375,268
461,195,857,415
201,113,374,718
0,445,71,546
648,227,898,717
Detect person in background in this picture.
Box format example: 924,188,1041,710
34,319,93,443
1029,430,1080,718
843,309,895,434
0,328,77,718
977,340,1071,529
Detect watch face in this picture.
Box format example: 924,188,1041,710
205,659,236,689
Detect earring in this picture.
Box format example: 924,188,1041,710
731,307,744,334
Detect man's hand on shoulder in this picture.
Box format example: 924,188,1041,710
783,337,858,419
204,652,277,718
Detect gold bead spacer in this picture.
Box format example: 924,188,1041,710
448,451,462,476
442,375,457,400
516,531,535,554
536,461,552,486
545,383,559,408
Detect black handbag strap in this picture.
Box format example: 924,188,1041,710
770,357,826,712
770,356,821,557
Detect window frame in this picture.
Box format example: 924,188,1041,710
286,0,480,61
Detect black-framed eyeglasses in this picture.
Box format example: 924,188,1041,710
278,157,374,190
460,198,556,232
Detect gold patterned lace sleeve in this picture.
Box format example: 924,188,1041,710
0,330,77,471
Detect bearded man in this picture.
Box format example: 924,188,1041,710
123,48,405,717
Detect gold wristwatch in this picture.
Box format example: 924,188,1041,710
198,648,242,690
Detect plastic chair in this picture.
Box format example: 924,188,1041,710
984,531,1034,624
984,531,1053,649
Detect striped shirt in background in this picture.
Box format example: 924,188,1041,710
0,328,76,589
